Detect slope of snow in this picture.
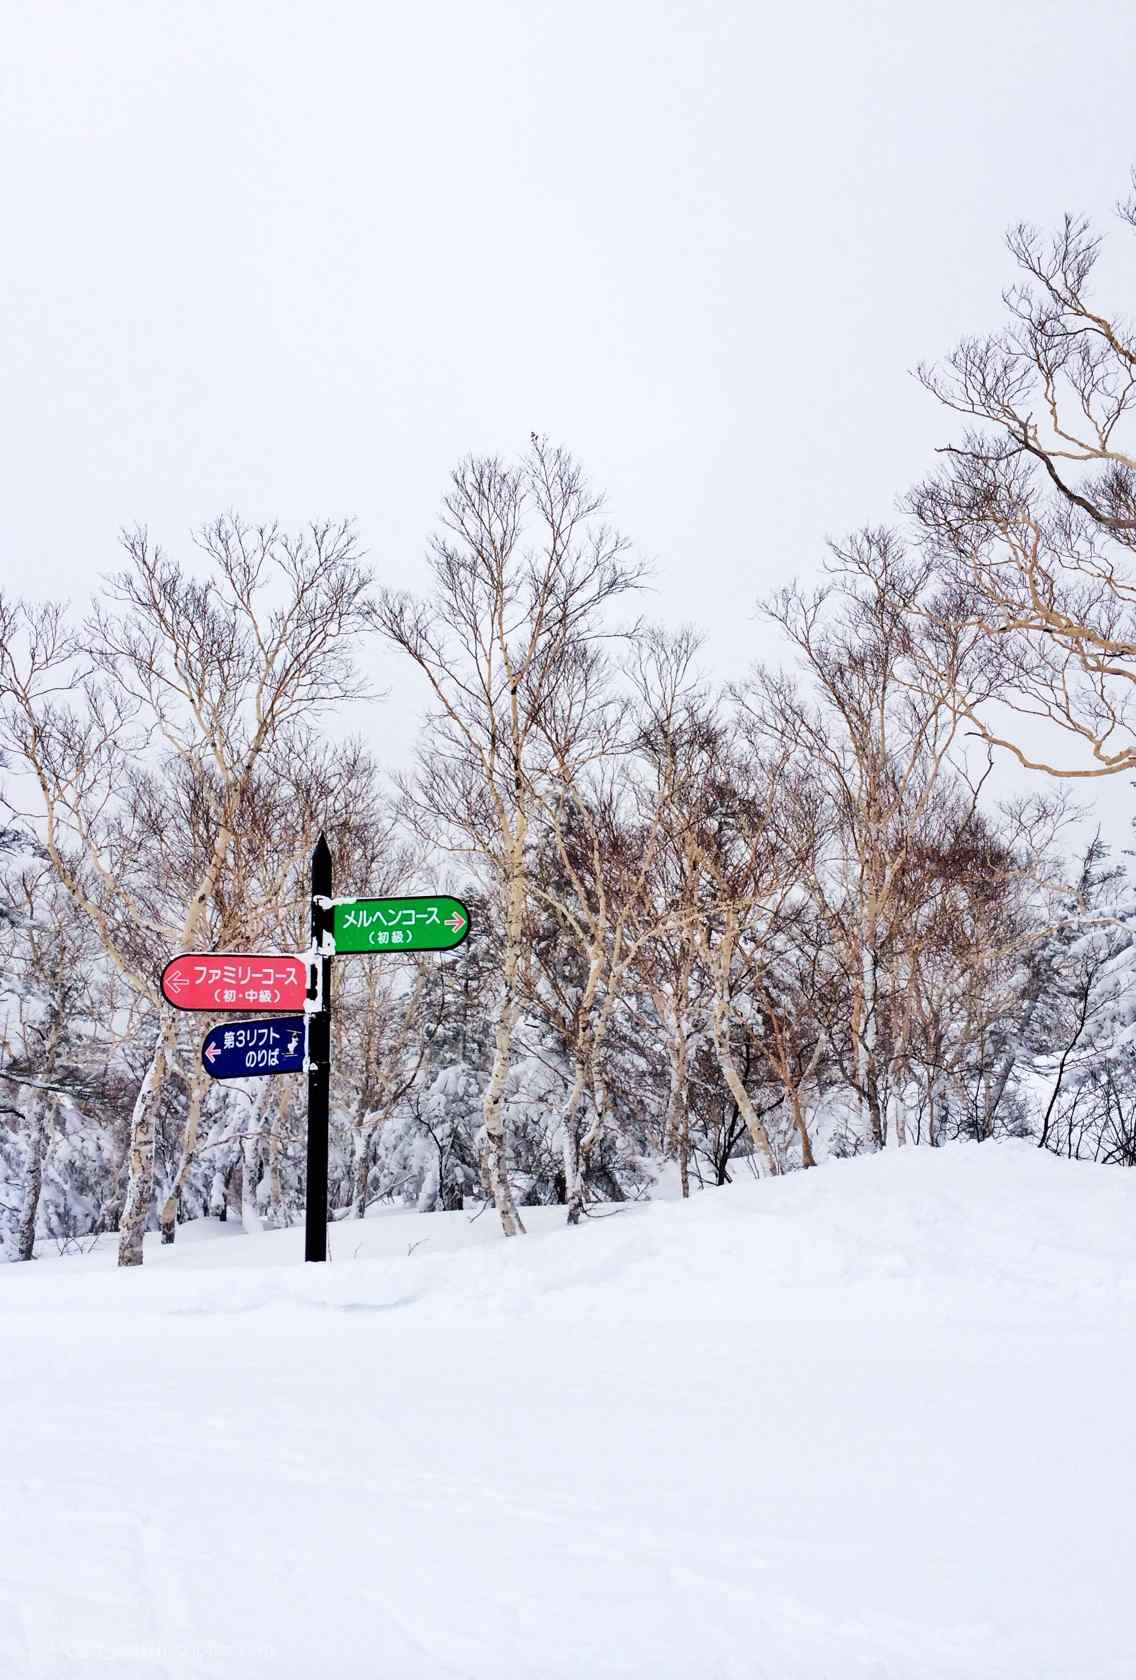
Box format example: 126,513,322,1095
2,1142,1133,1679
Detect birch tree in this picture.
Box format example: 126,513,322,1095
911,177,1136,779
373,441,645,1235
686,737,818,1174
0,852,102,1258
153,738,394,1238
744,535,996,1147
746,929,830,1169
520,631,704,1220
339,956,431,1218
0,520,373,1263
622,646,722,1196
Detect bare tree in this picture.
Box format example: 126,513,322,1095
624,648,724,1196
685,733,818,1173
742,535,999,1147
520,629,709,1221
0,859,102,1259
373,441,645,1234
0,519,373,1264
159,739,400,1238
340,957,431,1219
746,930,830,1169
912,177,1136,778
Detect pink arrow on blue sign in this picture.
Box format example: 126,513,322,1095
201,1015,307,1080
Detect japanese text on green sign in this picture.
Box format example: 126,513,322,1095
332,895,471,954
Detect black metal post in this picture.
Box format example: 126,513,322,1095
304,832,333,1262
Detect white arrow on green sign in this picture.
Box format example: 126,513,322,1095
332,894,471,953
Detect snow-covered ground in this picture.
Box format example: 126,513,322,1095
2,1143,1133,1679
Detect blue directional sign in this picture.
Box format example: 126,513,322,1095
201,1015,307,1080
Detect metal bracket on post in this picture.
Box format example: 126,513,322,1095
304,832,333,1262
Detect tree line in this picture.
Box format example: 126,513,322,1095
4,179,1136,1263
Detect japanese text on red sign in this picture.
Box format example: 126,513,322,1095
190,958,305,1006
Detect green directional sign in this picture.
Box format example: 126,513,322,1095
332,894,471,954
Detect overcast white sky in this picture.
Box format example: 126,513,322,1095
4,0,1136,848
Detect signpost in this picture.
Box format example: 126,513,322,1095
161,954,308,1012
331,894,470,954
201,1015,306,1080
304,834,333,1264
164,837,472,1263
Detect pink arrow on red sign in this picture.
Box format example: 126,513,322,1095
160,953,309,1013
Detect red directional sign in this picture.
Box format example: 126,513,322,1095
160,952,309,1013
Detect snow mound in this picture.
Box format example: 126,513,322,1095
2,1143,1133,1679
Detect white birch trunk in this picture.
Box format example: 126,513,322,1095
560,946,611,1222
926,1069,939,1147
786,1083,816,1169
482,990,524,1233
481,841,527,1236
855,935,884,1149
351,1116,373,1219
566,1050,608,1225
884,1089,904,1148
558,1066,587,1208
116,825,238,1265
665,1024,691,1198
240,1084,272,1234
13,1092,53,1262
709,986,777,1174
158,1073,208,1243
117,1018,176,1266
241,1147,263,1232
264,1083,289,1229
